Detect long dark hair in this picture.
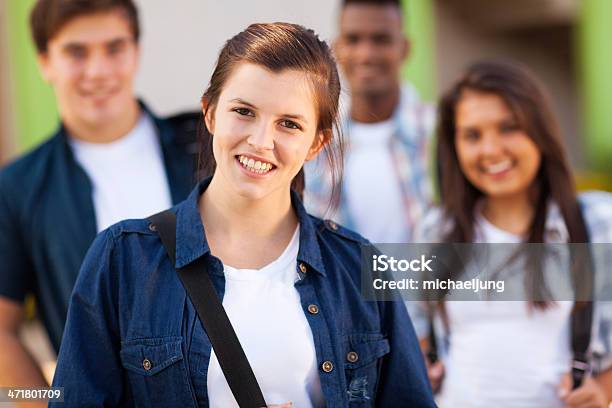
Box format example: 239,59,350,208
198,22,343,203
436,61,591,306
438,61,587,244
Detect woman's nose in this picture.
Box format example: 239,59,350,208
479,133,504,157
246,123,275,151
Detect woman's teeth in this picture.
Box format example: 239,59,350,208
484,160,513,174
238,155,273,174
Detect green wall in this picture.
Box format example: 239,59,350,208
6,0,57,153
578,0,612,171
401,0,436,101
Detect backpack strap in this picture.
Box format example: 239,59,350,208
570,209,594,389
149,210,267,408
571,310,592,390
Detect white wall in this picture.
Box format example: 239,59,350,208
134,0,341,116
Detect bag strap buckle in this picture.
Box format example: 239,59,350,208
571,354,591,390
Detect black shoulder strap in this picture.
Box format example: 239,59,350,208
571,301,592,389
148,210,267,408
570,210,594,389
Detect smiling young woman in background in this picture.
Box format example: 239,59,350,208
414,61,612,408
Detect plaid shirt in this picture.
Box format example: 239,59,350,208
412,190,612,374
304,84,435,242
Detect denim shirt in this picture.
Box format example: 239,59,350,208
52,179,436,407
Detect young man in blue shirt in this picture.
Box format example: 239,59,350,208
0,0,197,394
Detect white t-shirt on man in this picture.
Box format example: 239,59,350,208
70,113,173,232
207,227,325,407
344,119,409,243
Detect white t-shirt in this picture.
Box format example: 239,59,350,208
344,119,409,243
437,213,572,408
207,227,325,407
70,113,173,232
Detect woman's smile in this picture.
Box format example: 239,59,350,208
236,154,276,177
480,159,515,179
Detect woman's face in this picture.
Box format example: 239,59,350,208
454,89,542,200
204,63,325,201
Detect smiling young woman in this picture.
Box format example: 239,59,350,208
50,23,436,407
413,61,612,408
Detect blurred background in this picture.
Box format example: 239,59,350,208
2,0,612,188
0,0,611,387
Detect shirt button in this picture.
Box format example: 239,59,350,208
347,351,359,363
143,358,152,371
327,220,338,231
299,263,308,273
148,223,157,232
307,304,319,314
321,360,334,373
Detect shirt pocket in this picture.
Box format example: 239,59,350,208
120,336,197,407
343,333,391,407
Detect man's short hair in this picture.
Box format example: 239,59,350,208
342,0,402,8
30,0,140,53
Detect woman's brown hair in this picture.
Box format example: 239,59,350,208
198,22,343,204
438,60,587,244
436,61,591,305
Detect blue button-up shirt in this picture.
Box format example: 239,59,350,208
52,179,437,407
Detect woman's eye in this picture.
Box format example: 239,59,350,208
233,108,254,117
462,129,480,142
280,120,301,130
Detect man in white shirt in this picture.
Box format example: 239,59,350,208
0,0,197,400
305,0,434,244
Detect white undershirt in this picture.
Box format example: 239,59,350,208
70,113,173,232
438,213,572,408
207,227,325,408
345,119,409,243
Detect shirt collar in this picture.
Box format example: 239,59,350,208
174,177,327,276
174,179,210,268
291,188,327,277
57,99,156,143
343,83,429,145
472,198,569,243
